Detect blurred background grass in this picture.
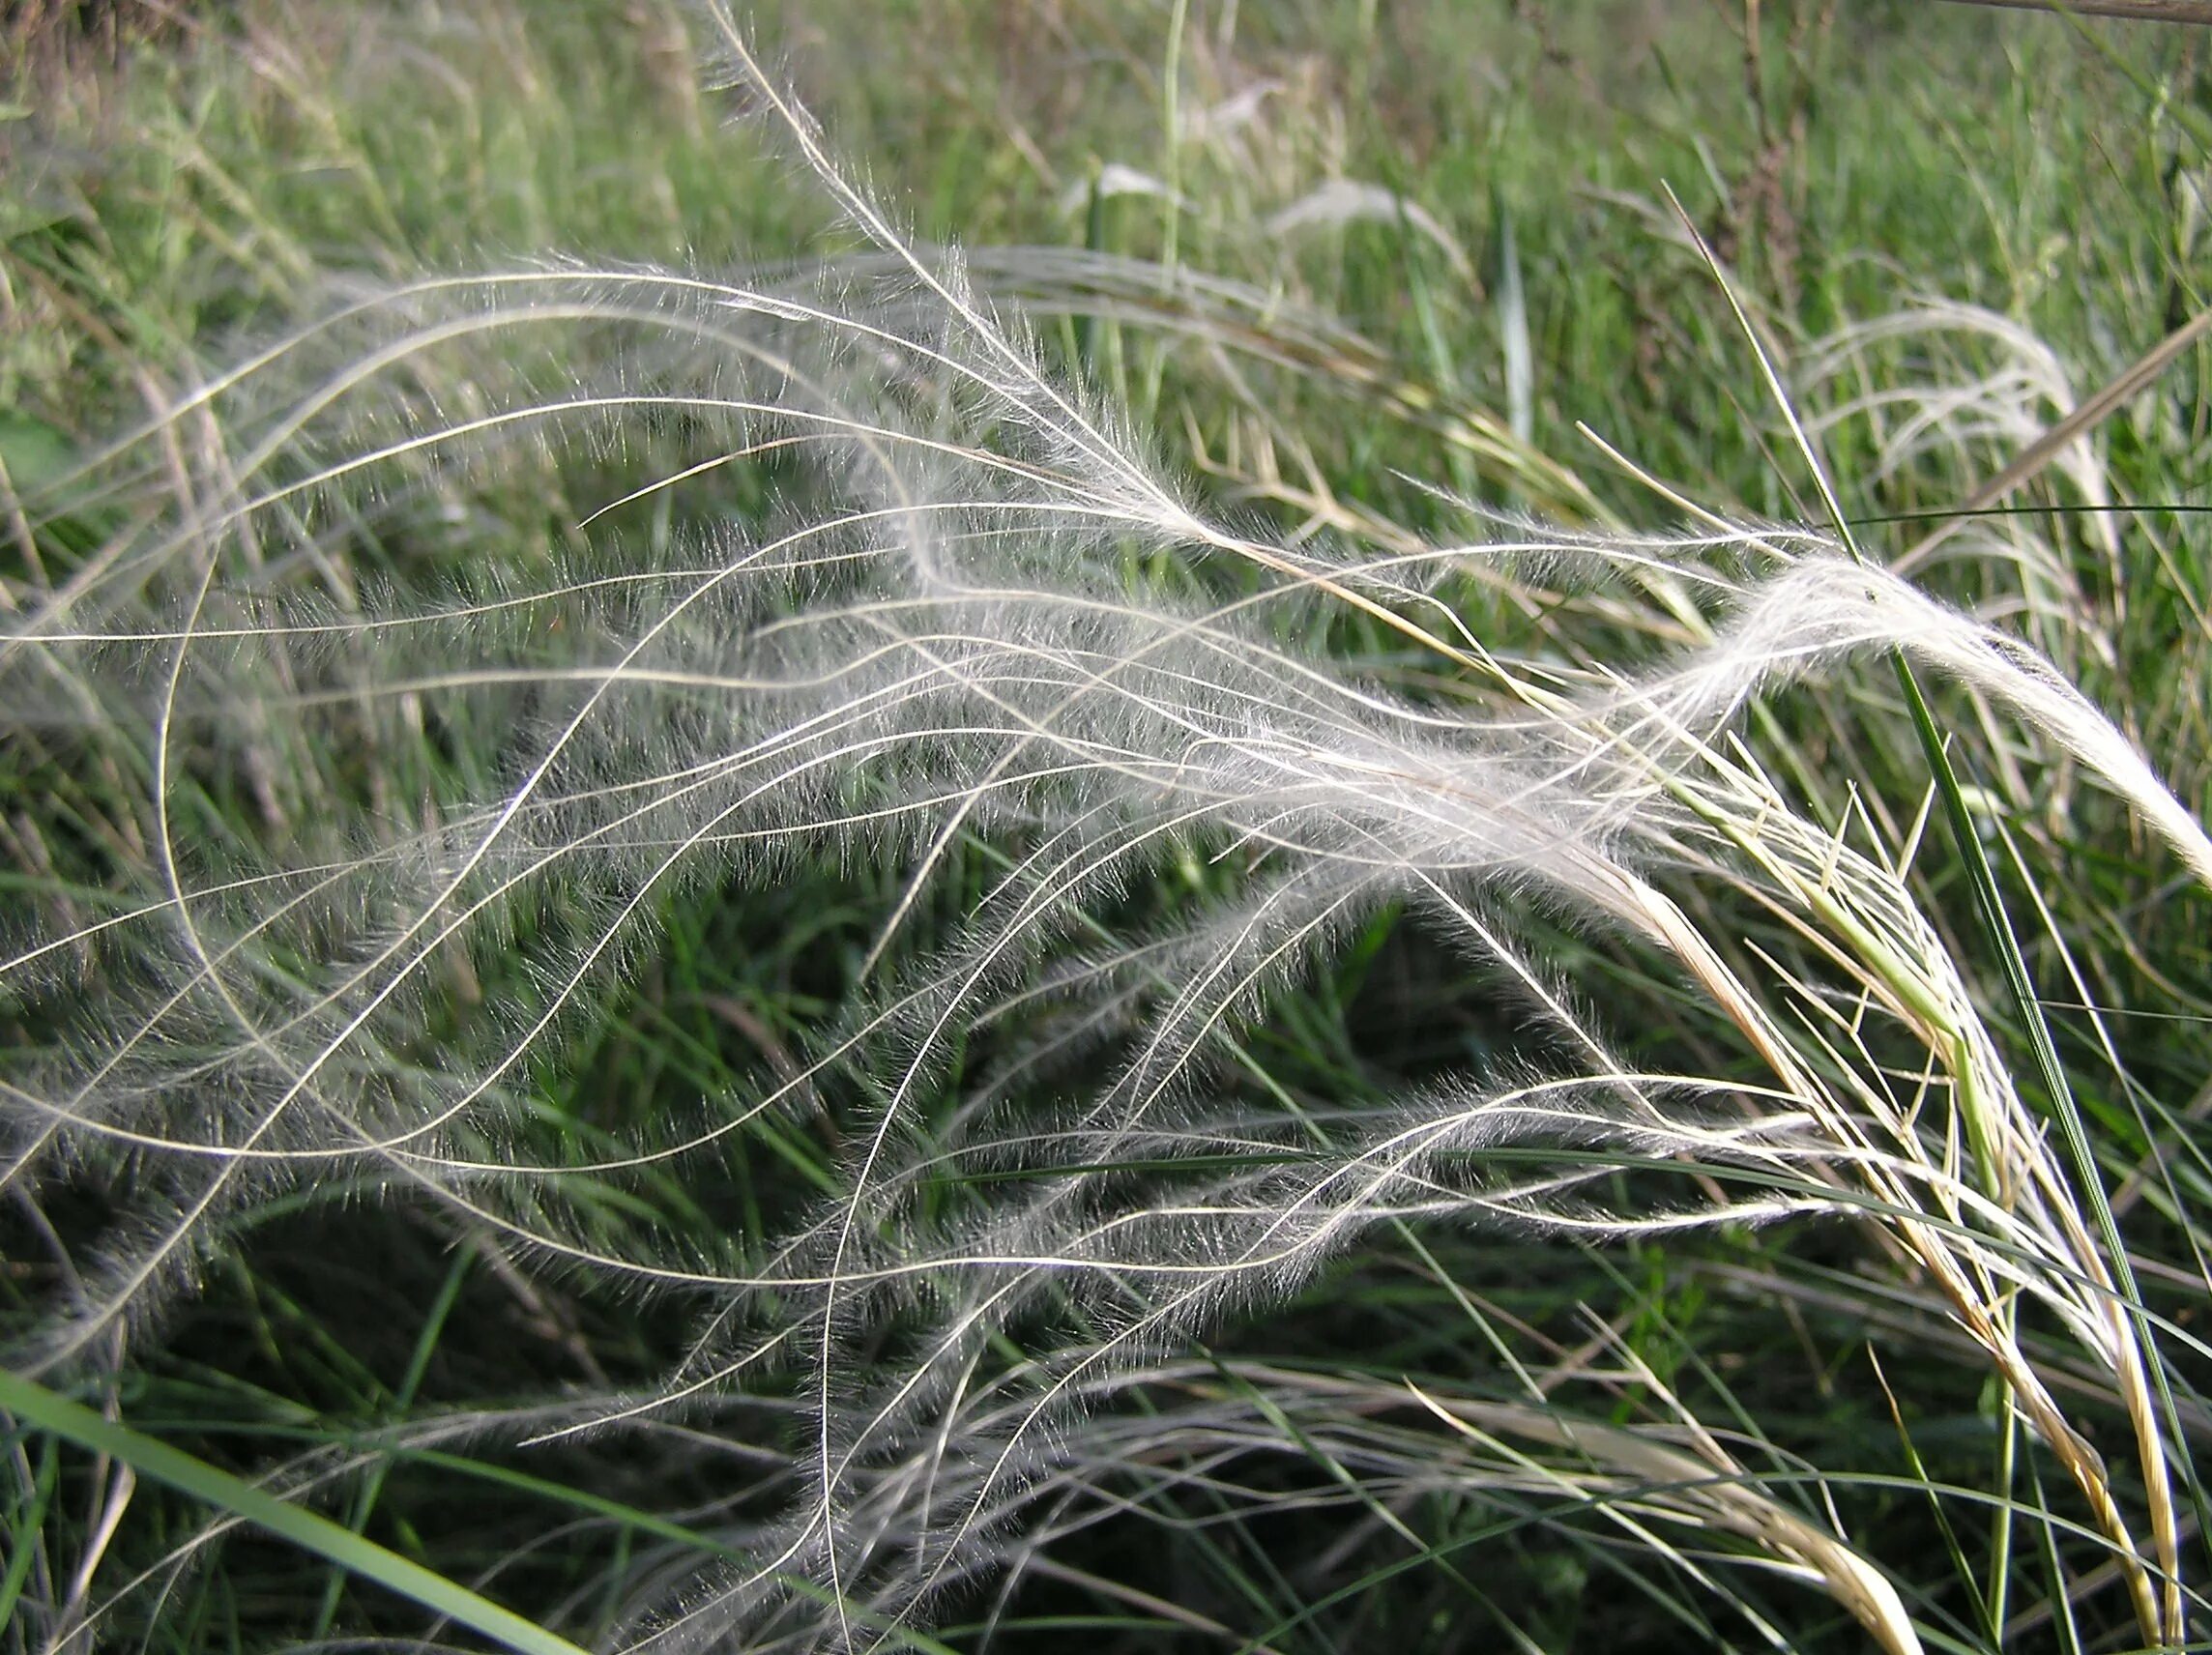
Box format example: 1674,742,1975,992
4,2,2210,1651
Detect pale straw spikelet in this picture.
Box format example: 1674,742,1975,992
1,11,2207,1652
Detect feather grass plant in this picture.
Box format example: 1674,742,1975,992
4,6,2212,1652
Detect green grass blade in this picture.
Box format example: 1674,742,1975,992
312,1247,473,1639
0,1366,590,1655
0,1429,59,1635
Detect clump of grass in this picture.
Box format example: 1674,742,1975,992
4,5,2211,1654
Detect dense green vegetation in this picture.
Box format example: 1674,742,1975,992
4,3,2211,1652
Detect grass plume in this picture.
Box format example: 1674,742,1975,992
3,6,2210,1652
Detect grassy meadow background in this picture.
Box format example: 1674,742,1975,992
4,2,2212,1651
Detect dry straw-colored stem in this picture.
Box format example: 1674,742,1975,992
1899,304,2212,576
1934,0,2212,21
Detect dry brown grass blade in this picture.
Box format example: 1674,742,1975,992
1897,304,2212,574
1934,0,2212,22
